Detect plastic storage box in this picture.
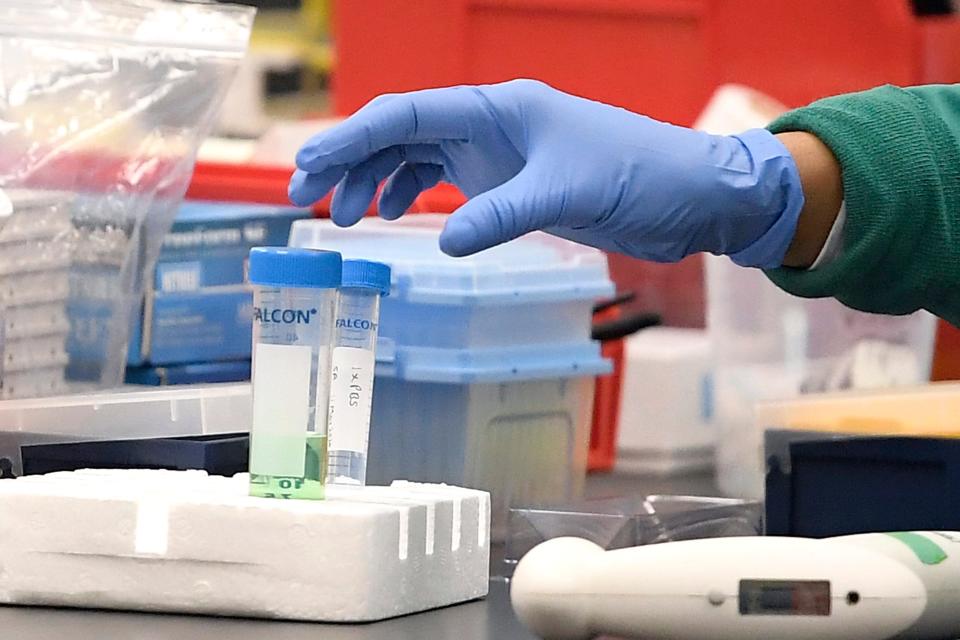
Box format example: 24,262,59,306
0,383,251,476
616,328,714,475
706,255,937,498
289,215,614,537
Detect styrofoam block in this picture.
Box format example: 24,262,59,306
0,470,490,621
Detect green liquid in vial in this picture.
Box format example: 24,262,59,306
249,434,328,500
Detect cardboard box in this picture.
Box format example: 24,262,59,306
128,201,311,367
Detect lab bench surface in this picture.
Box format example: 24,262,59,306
0,471,717,640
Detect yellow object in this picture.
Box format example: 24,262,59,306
755,382,960,438
248,5,333,75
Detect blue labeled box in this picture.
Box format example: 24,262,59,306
128,201,311,367
153,201,311,293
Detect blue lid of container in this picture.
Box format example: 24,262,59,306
248,247,342,288
288,215,613,305
342,259,391,296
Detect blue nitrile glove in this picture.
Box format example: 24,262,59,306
290,80,804,268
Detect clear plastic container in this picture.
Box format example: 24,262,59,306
616,328,714,476
326,259,391,486
289,215,614,350
247,247,341,500
369,374,598,541
706,255,938,498
0,383,252,475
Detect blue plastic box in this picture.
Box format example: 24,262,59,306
142,287,252,366
128,201,310,367
289,215,614,537
155,201,310,292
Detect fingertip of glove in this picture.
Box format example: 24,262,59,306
439,215,480,257
330,205,361,228
294,146,318,171
287,172,311,207
378,204,407,221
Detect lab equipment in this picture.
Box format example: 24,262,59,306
129,202,311,367
290,80,803,268
289,215,613,537
0,470,490,621
505,494,761,578
616,328,715,475
511,531,960,640
765,433,960,537
707,255,937,498
0,384,251,477
247,247,341,500
326,259,391,486
19,433,247,476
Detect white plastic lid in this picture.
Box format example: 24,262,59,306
288,215,613,305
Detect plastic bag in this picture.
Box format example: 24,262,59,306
0,0,254,398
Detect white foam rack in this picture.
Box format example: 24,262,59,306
0,470,491,622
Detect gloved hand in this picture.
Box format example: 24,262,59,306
290,79,805,268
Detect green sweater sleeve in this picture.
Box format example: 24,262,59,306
764,84,960,327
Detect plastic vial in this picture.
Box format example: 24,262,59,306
326,259,391,486
247,247,341,500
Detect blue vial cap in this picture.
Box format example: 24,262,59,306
341,259,391,296
248,247,342,289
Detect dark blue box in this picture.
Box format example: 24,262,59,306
126,360,250,385
764,430,960,537
19,434,249,477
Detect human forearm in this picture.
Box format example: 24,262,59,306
764,84,960,325
775,131,843,269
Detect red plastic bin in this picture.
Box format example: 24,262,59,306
187,161,462,216
332,0,960,119
186,162,329,212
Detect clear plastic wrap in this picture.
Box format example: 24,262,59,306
0,0,254,398
504,495,763,578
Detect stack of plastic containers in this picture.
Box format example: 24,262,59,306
289,215,614,536
706,255,938,499
0,190,76,399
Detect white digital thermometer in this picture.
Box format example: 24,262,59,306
510,532,960,640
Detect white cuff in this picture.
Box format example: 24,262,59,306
808,201,846,270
